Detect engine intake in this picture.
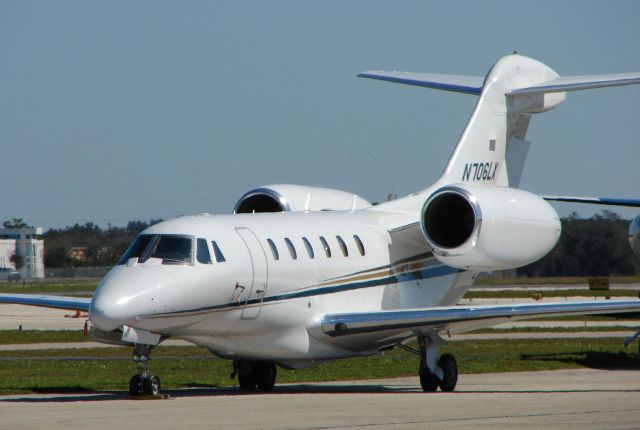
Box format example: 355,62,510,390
234,188,290,213
423,192,477,249
421,184,561,271
234,184,371,213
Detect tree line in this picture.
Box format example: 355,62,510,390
517,211,640,277
42,220,163,268
4,212,639,276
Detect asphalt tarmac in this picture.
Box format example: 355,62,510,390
1,369,639,430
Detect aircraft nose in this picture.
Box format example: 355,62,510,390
89,267,177,332
90,293,138,332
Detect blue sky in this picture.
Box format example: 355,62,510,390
1,1,639,228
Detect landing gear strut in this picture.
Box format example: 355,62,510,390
414,335,458,392
232,360,277,392
129,344,161,397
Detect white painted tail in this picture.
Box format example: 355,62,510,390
359,54,640,189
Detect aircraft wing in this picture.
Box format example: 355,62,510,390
542,196,640,208
321,300,640,337
0,293,91,312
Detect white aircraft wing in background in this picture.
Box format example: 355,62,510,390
0,293,91,312
543,196,640,207
321,300,640,337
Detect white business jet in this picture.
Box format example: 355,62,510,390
2,53,640,397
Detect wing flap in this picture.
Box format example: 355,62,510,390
321,300,640,337
0,293,91,312
358,71,484,95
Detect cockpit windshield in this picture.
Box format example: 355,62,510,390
117,234,193,265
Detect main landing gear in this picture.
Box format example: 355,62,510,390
129,344,162,397
418,335,458,392
231,360,277,392
398,335,458,392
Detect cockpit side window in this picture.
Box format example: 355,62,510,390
197,238,212,264
211,241,226,263
117,234,154,265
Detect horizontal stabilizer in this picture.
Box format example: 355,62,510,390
0,293,91,311
508,73,640,96
543,196,640,208
358,71,483,95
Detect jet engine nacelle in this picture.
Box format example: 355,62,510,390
234,184,372,213
420,183,561,271
629,215,640,258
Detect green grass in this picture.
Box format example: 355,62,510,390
0,280,98,295
475,276,640,286
0,330,90,344
463,289,639,299
0,339,637,394
468,326,639,334
527,315,635,322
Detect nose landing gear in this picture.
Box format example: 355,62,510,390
129,344,162,397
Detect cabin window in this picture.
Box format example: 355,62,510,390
353,235,365,256
267,238,279,260
302,237,314,259
284,237,297,260
336,235,348,257
211,241,226,263
319,236,331,257
197,238,212,264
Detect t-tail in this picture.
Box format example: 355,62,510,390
359,53,640,189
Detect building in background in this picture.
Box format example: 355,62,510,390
0,227,45,279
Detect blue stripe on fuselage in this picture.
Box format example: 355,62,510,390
146,264,462,318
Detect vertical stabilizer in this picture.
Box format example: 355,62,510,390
436,54,562,188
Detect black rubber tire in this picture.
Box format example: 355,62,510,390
256,362,277,392
437,354,458,392
129,375,144,397
419,369,439,392
238,366,258,391
143,375,161,396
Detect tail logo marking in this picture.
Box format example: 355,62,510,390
462,162,499,182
